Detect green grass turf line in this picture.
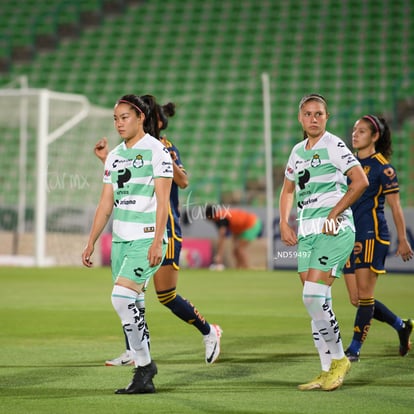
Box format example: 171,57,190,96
0,267,413,413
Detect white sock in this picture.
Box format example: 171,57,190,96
303,281,345,360
111,285,151,367
312,320,331,371
135,292,146,318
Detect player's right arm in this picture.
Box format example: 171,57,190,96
386,192,414,262
82,183,114,267
94,137,109,163
279,177,297,246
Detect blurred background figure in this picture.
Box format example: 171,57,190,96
205,205,262,269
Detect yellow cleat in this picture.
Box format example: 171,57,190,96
298,371,329,391
321,356,351,391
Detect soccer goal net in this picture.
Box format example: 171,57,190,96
0,78,117,266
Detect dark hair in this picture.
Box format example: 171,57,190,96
117,94,149,118
298,93,329,139
139,94,161,139
361,115,392,160
158,102,176,131
299,93,328,111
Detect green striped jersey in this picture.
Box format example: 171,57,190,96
103,134,173,242
284,131,360,238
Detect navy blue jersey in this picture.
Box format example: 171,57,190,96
350,152,399,243
160,136,185,241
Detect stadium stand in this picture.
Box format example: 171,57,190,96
0,0,413,206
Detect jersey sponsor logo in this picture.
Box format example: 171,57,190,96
384,182,398,190
297,197,318,209
113,199,137,207
297,169,311,190
341,153,357,165
119,199,136,205
346,156,357,165
117,168,132,188
144,226,155,233
112,158,131,168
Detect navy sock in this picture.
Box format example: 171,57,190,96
157,288,211,335
373,299,404,330
349,297,375,354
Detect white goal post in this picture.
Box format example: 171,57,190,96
261,72,275,270
0,79,115,266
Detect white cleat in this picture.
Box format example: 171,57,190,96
105,351,134,366
204,324,222,364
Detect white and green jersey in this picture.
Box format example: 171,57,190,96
103,134,173,242
284,131,360,238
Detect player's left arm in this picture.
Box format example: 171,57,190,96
148,176,173,267
324,164,369,235
386,192,413,262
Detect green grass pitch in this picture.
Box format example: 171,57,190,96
0,266,413,413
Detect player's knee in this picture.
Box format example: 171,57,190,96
349,296,359,307
157,287,177,308
111,286,142,324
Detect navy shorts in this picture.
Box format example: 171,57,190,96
162,237,182,270
343,238,390,275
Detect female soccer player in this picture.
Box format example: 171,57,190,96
279,93,368,391
94,99,222,368
343,114,413,361
82,94,173,394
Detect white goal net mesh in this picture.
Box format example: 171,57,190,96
0,83,119,266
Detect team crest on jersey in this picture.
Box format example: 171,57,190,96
311,154,321,167
133,154,144,168
363,166,371,175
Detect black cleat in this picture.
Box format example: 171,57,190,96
345,348,360,363
115,360,157,394
398,319,413,356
